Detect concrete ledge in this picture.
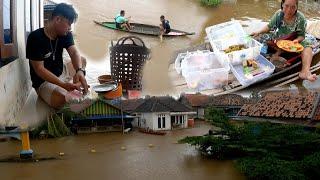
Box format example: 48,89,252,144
15,88,52,128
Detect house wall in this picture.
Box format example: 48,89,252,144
151,112,171,131
171,114,188,129
138,112,193,130
0,1,43,126
139,113,153,129
131,116,139,127
197,108,205,119
139,112,171,131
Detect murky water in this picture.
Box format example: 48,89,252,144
2,0,320,179
60,0,320,96
0,122,245,180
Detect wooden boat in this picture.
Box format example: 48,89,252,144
138,128,166,135
169,37,320,96
93,20,195,37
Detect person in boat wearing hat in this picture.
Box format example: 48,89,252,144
115,10,132,30
251,0,317,81
26,3,89,109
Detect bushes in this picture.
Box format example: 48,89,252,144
180,107,320,179
236,155,304,180
200,0,222,7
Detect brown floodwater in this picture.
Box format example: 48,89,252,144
1,0,320,179
62,0,320,96
0,122,245,180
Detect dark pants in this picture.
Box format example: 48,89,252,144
116,22,123,29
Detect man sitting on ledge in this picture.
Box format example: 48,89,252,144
26,3,88,109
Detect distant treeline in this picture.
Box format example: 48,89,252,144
200,0,222,7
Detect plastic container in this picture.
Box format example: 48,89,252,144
205,21,262,65
182,52,230,91
181,51,225,77
175,50,210,75
230,54,275,86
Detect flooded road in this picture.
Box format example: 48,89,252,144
0,122,244,180
60,0,320,96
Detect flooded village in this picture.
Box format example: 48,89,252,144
1,0,320,179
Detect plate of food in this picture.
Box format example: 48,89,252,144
276,40,304,53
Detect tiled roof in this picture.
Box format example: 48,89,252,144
238,91,319,119
179,94,210,107
111,99,145,113
134,96,193,113
180,93,251,108
312,104,320,121
208,94,250,106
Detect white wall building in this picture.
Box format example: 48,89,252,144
132,97,196,131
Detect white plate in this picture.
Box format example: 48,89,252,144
92,83,118,93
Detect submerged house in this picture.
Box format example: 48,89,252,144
208,94,251,117
179,93,210,119
71,99,135,133
132,96,196,131
238,90,320,126
179,93,251,119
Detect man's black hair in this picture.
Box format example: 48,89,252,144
120,10,125,15
51,3,78,24
160,15,165,19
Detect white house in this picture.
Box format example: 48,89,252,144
133,96,196,131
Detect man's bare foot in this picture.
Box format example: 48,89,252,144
299,71,318,82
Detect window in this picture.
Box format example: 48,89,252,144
180,116,183,124
3,0,12,44
158,114,166,129
162,116,165,128
0,0,18,67
158,117,161,129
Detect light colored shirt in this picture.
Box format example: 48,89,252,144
115,14,127,24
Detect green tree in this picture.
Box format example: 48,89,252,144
200,0,222,7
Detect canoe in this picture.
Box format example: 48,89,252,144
93,20,195,37
138,128,166,135
169,37,320,96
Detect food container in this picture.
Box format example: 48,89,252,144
174,50,210,75
206,21,262,65
181,51,225,77
182,52,230,91
230,54,275,86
